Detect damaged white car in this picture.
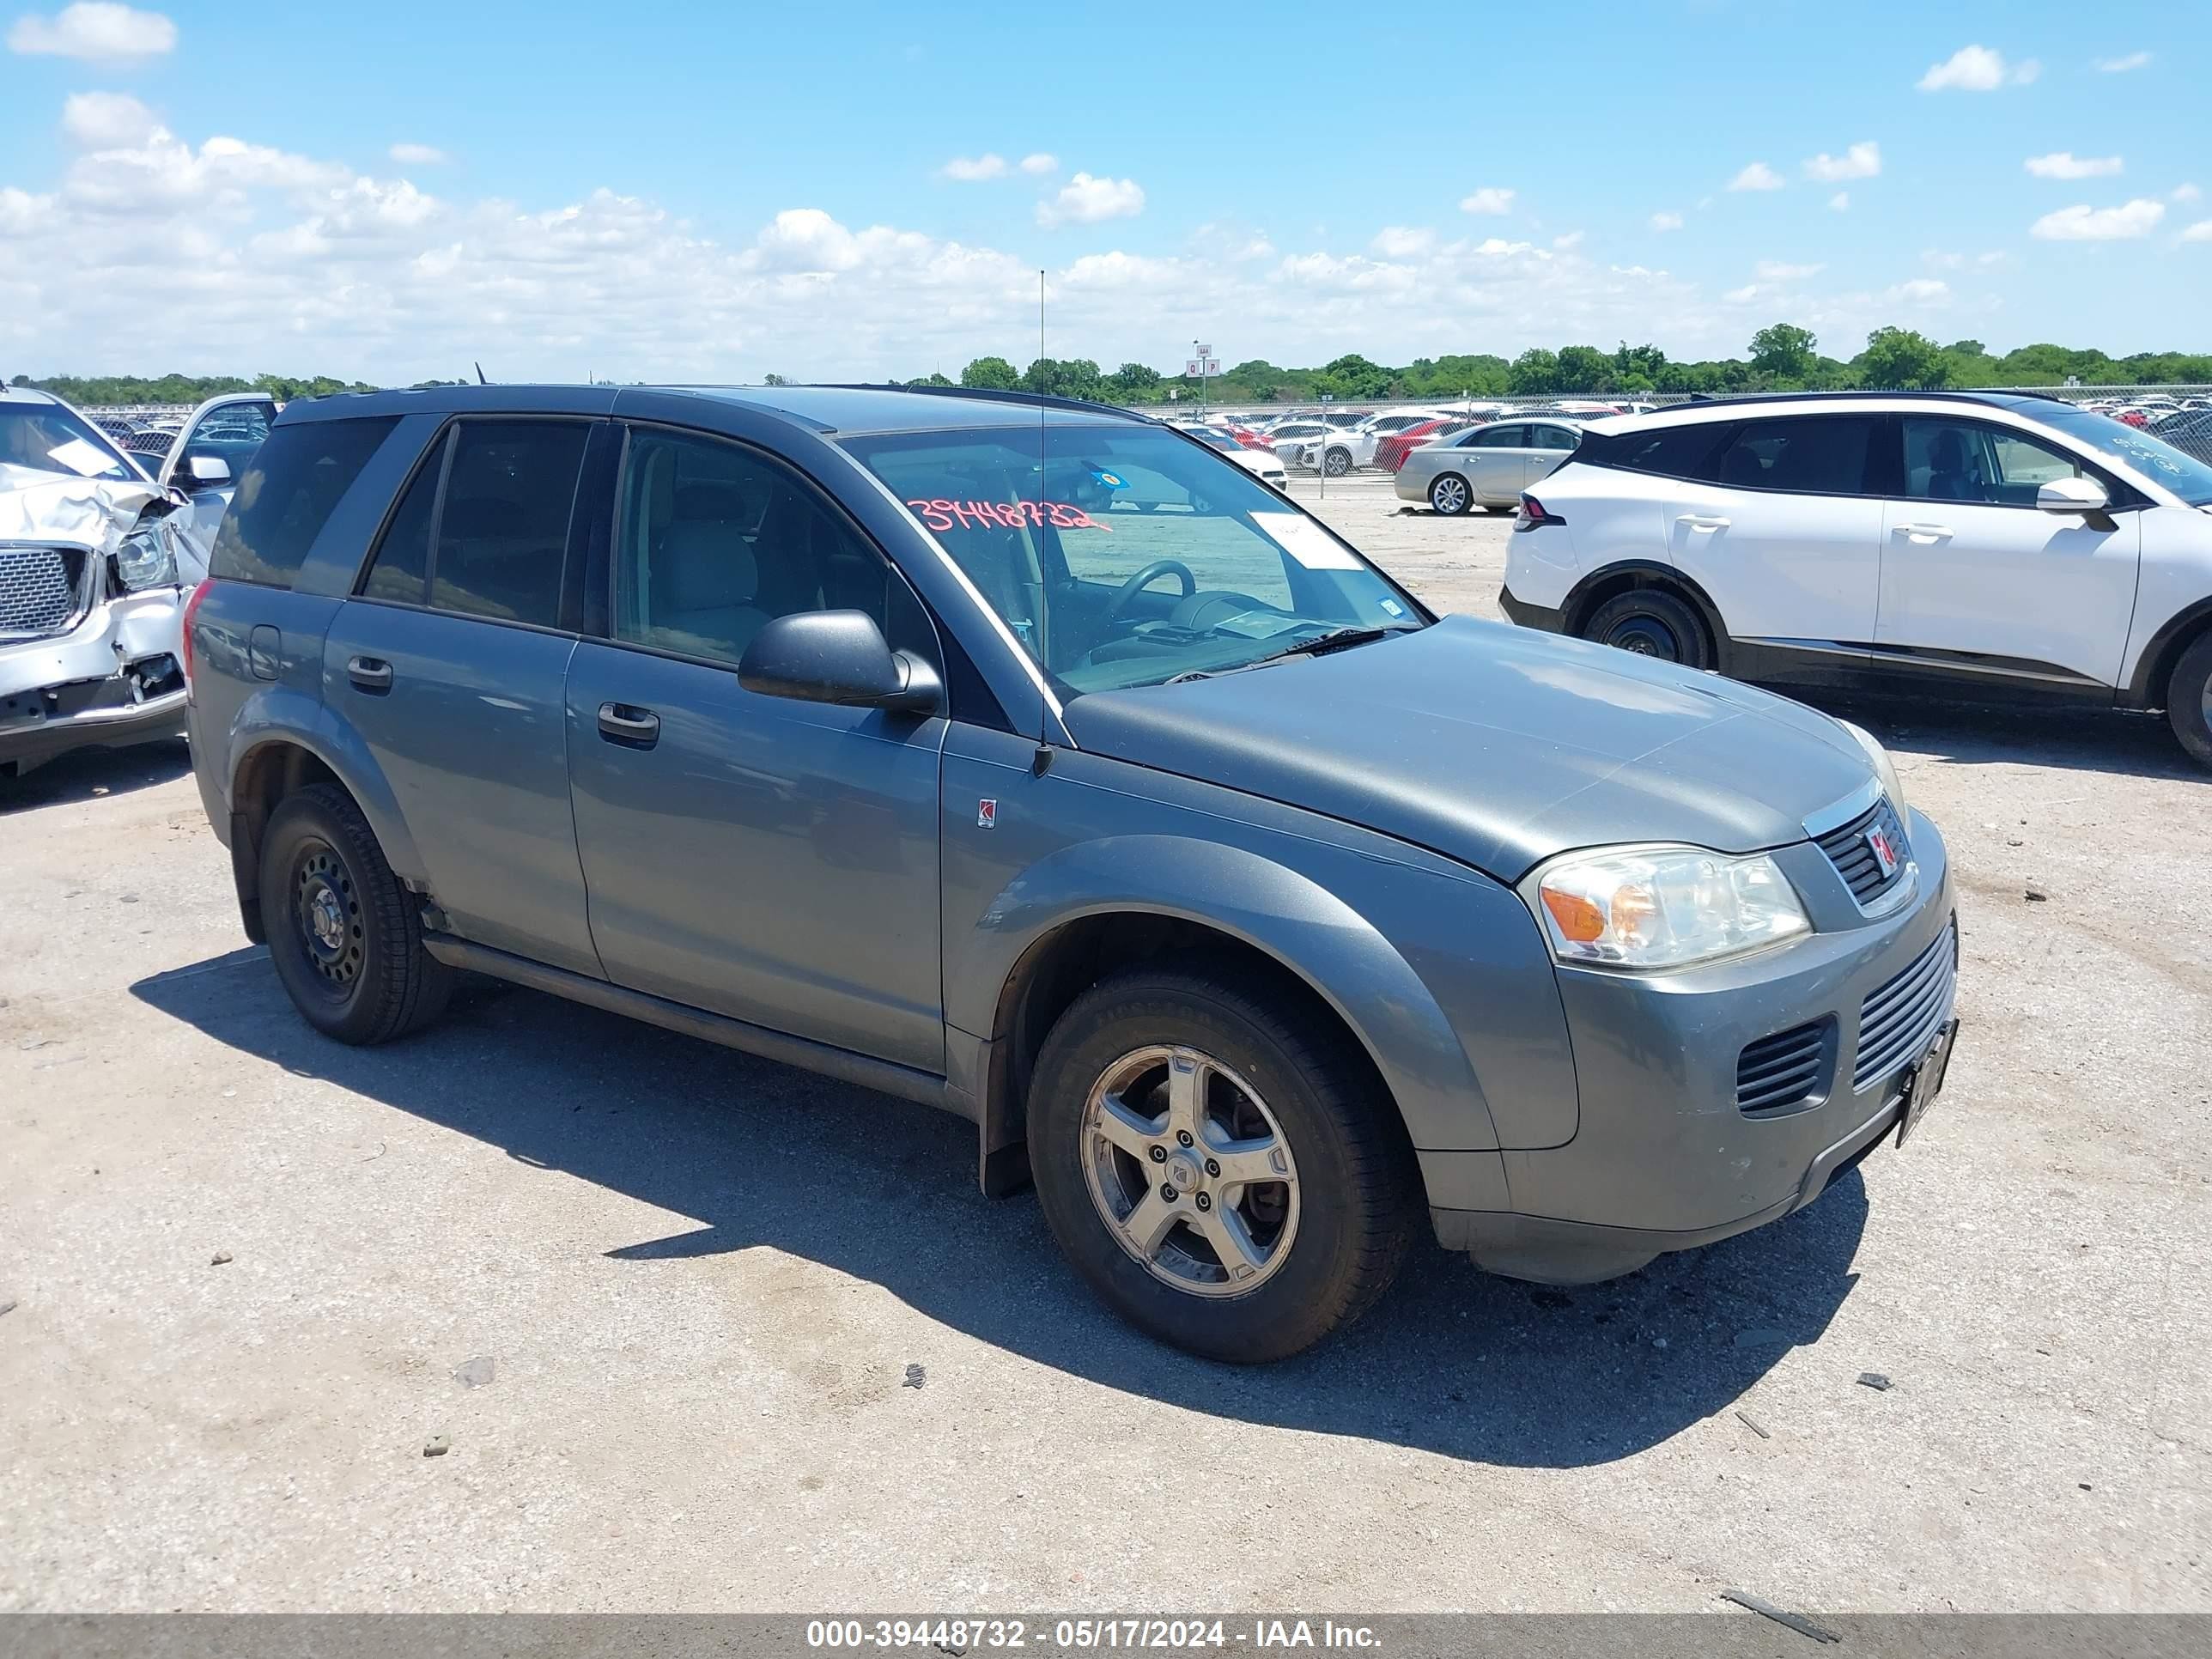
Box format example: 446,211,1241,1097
0,387,252,779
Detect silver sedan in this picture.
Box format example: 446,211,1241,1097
1394,418,1585,516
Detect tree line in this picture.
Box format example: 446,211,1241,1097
19,325,2211,410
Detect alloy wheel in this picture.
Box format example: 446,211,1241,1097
1079,1045,1300,1297
1430,476,1468,514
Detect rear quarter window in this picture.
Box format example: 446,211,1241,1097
210,416,399,587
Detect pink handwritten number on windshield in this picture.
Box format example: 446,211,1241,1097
905,499,1114,534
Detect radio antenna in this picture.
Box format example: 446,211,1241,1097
1033,267,1053,775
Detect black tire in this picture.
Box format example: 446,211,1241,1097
1324,447,1352,477
1027,964,1419,1363
258,781,452,1044
2168,631,2212,769
1428,472,1473,516
1581,587,1713,670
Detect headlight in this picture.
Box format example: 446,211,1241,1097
114,520,179,591
1837,719,1906,818
1530,845,1810,970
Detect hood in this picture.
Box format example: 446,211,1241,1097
1060,615,1877,880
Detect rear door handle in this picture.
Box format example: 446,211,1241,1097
1675,514,1730,532
346,655,392,693
597,702,660,748
1894,522,1954,542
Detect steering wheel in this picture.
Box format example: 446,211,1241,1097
1106,559,1197,620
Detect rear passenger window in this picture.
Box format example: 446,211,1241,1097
210,416,398,587
1711,417,1875,495
360,433,444,605
1611,423,1728,481
429,421,587,628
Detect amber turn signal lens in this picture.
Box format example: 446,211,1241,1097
1540,887,1607,943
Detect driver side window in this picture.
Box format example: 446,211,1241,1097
613,427,933,669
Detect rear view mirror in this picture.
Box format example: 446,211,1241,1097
738,611,942,714
2037,475,2108,514
186,454,232,485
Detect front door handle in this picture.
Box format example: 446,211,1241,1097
346,655,392,693
1675,514,1730,532
597,702,660,748
1894,522,1954,543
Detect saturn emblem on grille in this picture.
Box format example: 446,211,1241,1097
1865,824,1900,878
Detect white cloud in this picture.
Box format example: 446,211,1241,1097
1722,284,1761,304
1457,185,1514,215
1917,44,2039,91
1649,210,1684,231
2030,199,2166,240
61,89,157,149
1885,278,1950,305
1018,152,1056,175
1552,230,1583,250
1754,260,1823,280
2025,152,2123,180
940,154,1008,182
2095,51,2151,73
1036,171,1143,227
1370,225,1435,258
388,143,448,167
1803,141,1881,182
1727,161,1784,191
2172,183,2201,203
7,3,173,62
1829,191,1850,211
2181,220,2212,244
2028,200,2168,244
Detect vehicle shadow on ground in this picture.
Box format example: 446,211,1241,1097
135,949,1869,1469
1793,694,2201,785
0,738,192,815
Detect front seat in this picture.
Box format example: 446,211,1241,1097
650,523,765,661
1926,429,1984,502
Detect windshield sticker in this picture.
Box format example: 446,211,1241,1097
1253,511,1362,570
46,437,116,477
1379,598,1406,618
1089,468,1127,490
907,498,1114,533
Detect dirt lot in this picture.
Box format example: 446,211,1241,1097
3,475,2208,1613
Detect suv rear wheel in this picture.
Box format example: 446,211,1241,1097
258,782,452,1044
1581,588,1712,671
2168,631,2212,769
1027,964,1417,1362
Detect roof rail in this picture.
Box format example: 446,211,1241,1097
817,382,1144,421
1653,387,2055,410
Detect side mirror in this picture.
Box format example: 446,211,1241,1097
2037,475,2108,514
186,454,232,486
738,610,942,714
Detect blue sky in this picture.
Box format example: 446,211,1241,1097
3,0,2207,383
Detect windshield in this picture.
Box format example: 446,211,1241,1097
2031,401,2212,506
842,422,1425,695
0,403,145,484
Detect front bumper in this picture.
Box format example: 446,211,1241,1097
2,586,187,775
1497,583,1566,633
1430,810,1957,1283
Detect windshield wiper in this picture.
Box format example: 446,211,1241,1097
1167,623,1416,683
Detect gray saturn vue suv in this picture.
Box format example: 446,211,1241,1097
185,384,1959,1362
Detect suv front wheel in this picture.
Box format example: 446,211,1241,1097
1027,964,1417,1362
258,782,452,1044
2168,631,2212,769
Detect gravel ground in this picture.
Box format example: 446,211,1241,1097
3,473,2207,1613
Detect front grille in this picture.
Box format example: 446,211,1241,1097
1737,1018,1832,1114
1816,796,1911,908
1855,920,1958,1091
0,547,80,636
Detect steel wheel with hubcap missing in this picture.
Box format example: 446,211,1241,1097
1080,1044,1300,1295
1429,473,1470,515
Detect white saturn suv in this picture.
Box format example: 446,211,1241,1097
1498,392,2212,768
